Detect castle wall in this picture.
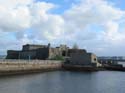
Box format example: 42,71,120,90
70,53,97,66
70,53,91,65
48,48,62,59
19,47,50,60
36,48,49,60
6,50,20,59
90,53,98,63
67,49,86,56
22,44,47,51
19,50,37,59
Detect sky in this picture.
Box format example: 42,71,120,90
0,0,125,56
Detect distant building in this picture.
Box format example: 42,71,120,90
98,56,125,61
0,55,6,59
97,56,125,67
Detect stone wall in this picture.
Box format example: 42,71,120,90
70,52,98,66
22,44,48,51
19,50,37,59
0,60,63,75
6,50,20,59
70,53,92,65
49,48,62,59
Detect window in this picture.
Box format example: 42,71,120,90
94,58,97,61
62,51,66,56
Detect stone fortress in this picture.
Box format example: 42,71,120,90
6,43,69,60
6,43,100,67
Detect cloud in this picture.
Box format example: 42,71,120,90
62,0,125,55
0,0,33,32
0,0,125,56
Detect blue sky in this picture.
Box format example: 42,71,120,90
38,0,125,11
35,0,125,16
36,0,80,14
110,0,125,10
0,0,125,56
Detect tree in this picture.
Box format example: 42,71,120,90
72,43,79,49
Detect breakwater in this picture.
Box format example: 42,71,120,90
0,60,62,75
0,60,125,76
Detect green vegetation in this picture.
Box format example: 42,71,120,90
50,55,64,61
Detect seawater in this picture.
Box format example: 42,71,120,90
0,71,125,93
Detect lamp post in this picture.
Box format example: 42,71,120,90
28,55,31,62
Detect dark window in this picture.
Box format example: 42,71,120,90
62,51,66,56
94,58,96,61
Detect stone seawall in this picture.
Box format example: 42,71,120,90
0,60,63,75
62,64,99,71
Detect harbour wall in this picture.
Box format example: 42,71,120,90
0,60,63,75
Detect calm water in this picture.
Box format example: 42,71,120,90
0,71,125,93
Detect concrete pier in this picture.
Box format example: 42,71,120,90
0,60,62,75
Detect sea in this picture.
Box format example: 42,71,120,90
0,71,125,93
